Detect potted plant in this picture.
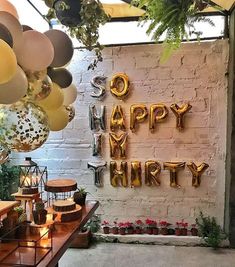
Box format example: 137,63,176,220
132,0,218,61
175,221,182,236
196,211,227,249
101,220,110,234
145,218,157,235
159,220,169,235
126,221,134,234
135,219,144,234
191,223,198,236
33,201,47,225
118,222,126,235
111,221,119,235
73,187,88,206
181,221,188,236
0,162,20,200
44,0,110,70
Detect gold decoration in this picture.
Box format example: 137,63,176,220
187,162,209,187
110,73,129,99
109,133,128,159
110,105,126,132
170,103,192,131
149,104,168,132
145,160,161,186
130,104,148,132
163,162,185,188
131,161,142,187
110,161,128,187
65,105,75,122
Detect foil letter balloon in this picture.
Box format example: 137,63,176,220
89,104,106,131
87,161,107,187
90,76,107,100
163,162,185,188
130,104,148,132
131,161,142,187
109,133,128,159
170,103,192,131
110,73,130,99
187,162,209,187
92,133,102,157
110,105,126,132
145,161,161,186
149,104,168,132
110,161,128,187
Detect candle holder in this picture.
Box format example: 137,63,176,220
18,157,48,196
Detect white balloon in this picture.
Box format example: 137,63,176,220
0,65,28,104
63,83,77,106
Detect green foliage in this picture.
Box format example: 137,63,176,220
76,187,88,196
35,201,45,211
0,162,20,200
196,211,226,249
84,215,101,233
132,0,216,62
18,212,27,223
44,0,110,70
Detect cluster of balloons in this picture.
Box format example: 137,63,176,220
0,0,78,153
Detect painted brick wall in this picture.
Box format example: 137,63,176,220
13,40,229,226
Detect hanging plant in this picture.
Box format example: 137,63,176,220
43,0,110,70
132,0,219,61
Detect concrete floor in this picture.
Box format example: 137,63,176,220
59,243,235,267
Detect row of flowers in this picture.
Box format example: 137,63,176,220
101,219,198,236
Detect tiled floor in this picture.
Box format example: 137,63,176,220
60,242,235,267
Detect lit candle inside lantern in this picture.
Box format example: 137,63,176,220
21,175,31,187
67,197,74,202
39,227,49,248
46,213,53,222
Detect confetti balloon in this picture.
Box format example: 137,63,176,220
0,101,50,152
27,75,52,101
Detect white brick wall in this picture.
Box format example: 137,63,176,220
12,40,229,226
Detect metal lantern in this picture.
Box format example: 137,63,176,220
19,157,48,195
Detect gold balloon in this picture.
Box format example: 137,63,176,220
109,133,128,159
131,161,142,187
149,104,168,132
110,105,126,132
25,69,47,83
0,39,17,84
130,104,148,132
37,82,64,110
145,160,161,186
65,105,75,122
187,162,209,187
110,73,130,99
110,161,128,187
170,103,192,131
46,106,69,131
163,162,185,188
28,75,52,101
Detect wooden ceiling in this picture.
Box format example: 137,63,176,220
102,1,235,20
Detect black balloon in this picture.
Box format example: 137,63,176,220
47,67,72,88
0,22,13,47
22,25,33,32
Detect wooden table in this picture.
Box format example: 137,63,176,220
0,200,99,267
0,201,19,217
11,192,41,221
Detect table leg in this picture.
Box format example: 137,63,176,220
28,200,33,221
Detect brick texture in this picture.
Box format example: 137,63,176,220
12,40,229,226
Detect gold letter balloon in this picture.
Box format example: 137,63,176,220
130,104,148,132
110,105,126,132
170,103,192,131
187,162,209,187
0,101,50,152
110,73,130,99
145,160,161,186
163,162,185,188
110,161,128,187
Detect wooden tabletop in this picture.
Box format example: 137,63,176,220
0,201,19,217
0,200,99,267
11,192,40,199
45,179,77,193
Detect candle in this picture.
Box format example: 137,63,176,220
46,213,53,222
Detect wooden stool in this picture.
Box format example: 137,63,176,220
11,192,41,221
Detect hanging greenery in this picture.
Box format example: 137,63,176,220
132,0,218,61
43,0,110,70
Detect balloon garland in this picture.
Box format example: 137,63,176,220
0,1,77,153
